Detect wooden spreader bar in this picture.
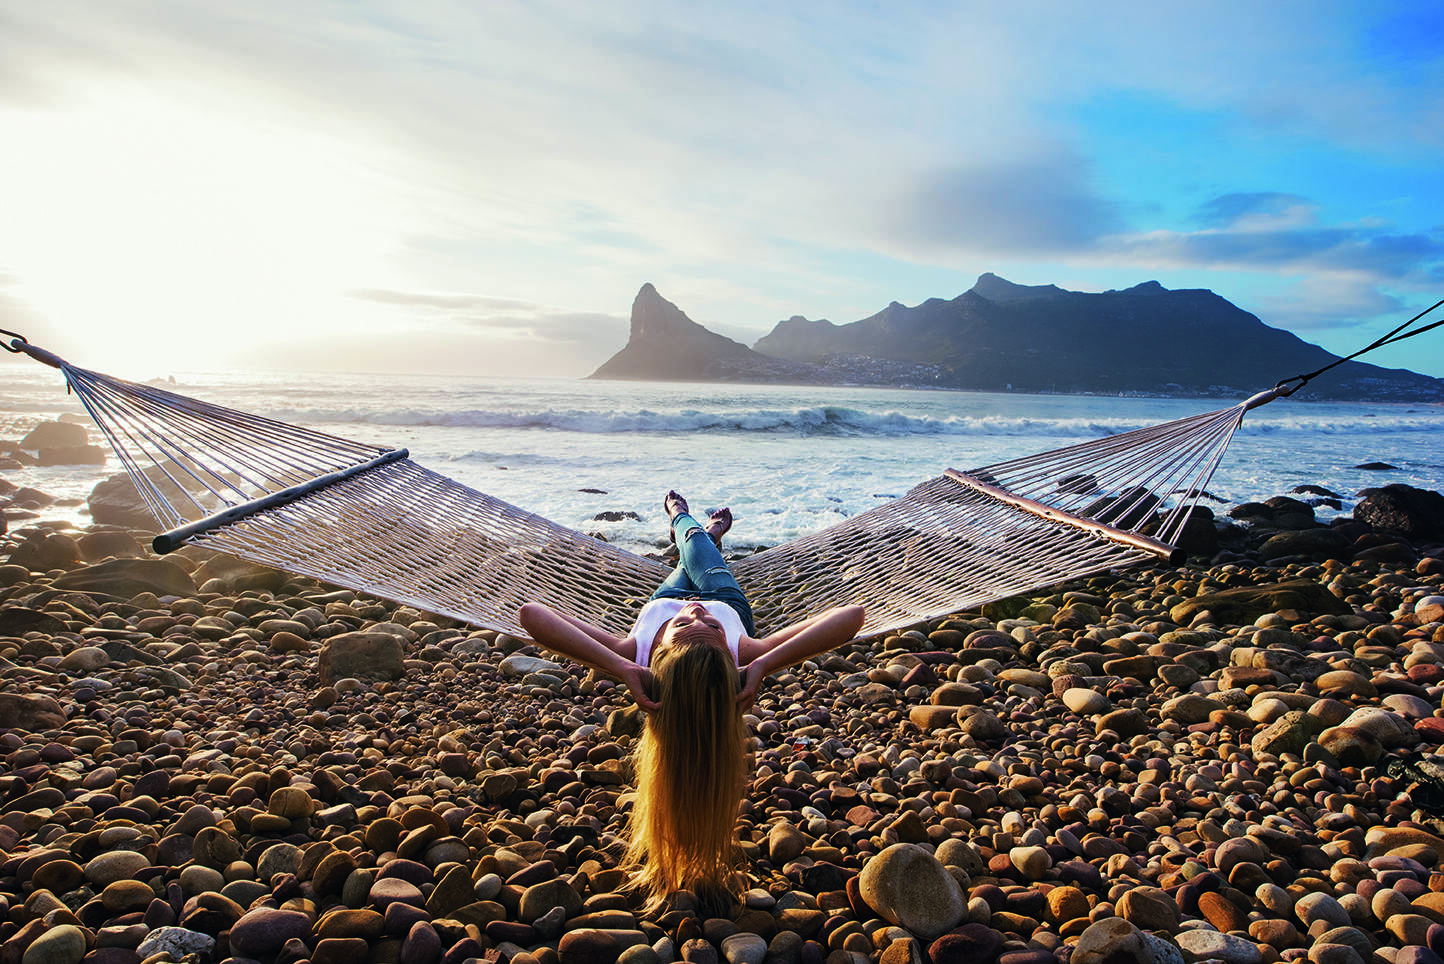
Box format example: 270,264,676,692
152,448,412,554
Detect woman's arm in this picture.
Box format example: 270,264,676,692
539,607,637,660
735,604,865,709
517,603,657,711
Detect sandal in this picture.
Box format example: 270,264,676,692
705,507,732,548
665,490,689,545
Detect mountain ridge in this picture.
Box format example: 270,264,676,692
589,275,1444,401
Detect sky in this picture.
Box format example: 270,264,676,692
1,2,1442,380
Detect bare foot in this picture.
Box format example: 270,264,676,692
705,507,732,547
664,490,690,521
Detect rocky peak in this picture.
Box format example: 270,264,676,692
629,283,707,340
591,285,819,382
970,272,1064,303
1124,280,1167,294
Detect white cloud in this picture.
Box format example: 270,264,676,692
0,2,1439,375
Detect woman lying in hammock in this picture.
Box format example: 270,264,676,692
518,490,865,912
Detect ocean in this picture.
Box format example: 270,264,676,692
4,365,1443,554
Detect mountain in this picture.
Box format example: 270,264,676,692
589,284,818,382
591,275,1444,400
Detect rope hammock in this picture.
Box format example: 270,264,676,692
5,299,1440,638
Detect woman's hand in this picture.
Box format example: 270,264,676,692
736,660,767,712
619,663,659,712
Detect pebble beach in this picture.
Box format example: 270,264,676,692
4,423,1444,964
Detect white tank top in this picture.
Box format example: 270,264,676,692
632,599,743,667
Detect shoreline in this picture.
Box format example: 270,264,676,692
0,481,1442,963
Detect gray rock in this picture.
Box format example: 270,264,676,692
1143,934,1186,964
500,654,565,677
256,842,303,882
533,904,566,941
518,878,583,924
620,946,661,964
720,933,768,964
1174,929,1261,964
35,445,106,466
136,927,216,961
933,838,984,876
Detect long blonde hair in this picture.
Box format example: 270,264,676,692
625,640,748,913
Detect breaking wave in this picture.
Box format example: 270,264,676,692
266,403,1442,439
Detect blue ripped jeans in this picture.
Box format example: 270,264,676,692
651,512,756,636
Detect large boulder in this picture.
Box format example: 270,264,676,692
1071,919,1153,964
1170,579,1350,626
19,420,88,450
1251,709,1324,758
34,445,107,467
88,471,161,530
0,693,66,731
0,607,69,636
1339,707,1420,749
1262,495,1317,529
87,463,228,531
77,530,147,562
318,632,405,685
228,908,314,957
191,554,289,593
1258,528,1350,561
1355,484,1444,544
1172,507,1219,556
7,533,82,571
1229,498,1315,529
51,558,197,598
858,843,966,940
1317,725,1385,766
1116,885,1181,932
1174,930,1262,964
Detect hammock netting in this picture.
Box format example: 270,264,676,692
46,356,1265,638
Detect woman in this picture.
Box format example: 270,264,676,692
518,491,865,911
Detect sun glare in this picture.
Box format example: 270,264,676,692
0,85,401,373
